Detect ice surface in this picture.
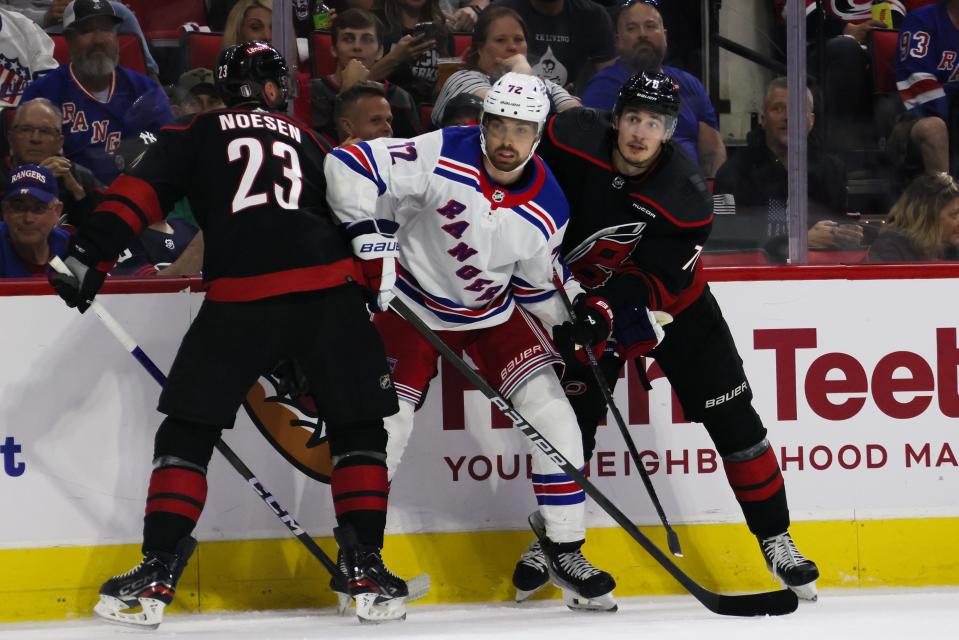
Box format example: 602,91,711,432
1,589,955,640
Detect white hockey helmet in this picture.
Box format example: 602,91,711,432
480,72,550,171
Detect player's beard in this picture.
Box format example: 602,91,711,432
74,48,118,79
487,142,525,174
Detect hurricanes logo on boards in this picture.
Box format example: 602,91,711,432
242,375,332,483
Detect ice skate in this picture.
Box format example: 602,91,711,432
528,511,617,612
334,526,408,623
512,539,550,601
331,545,431,615
93,536,197,629
759,531,820,601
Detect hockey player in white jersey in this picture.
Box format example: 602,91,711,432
325,72,618,611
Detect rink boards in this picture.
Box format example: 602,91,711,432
1,265,958,621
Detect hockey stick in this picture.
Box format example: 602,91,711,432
46,258,441,604
389,297,797,617
550,274,683,558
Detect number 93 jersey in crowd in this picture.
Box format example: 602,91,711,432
537,108,713,319
73,108,354,301
325,126,583,331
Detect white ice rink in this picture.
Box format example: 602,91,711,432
1,589,956,640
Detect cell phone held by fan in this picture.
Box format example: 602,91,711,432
411,21,438,41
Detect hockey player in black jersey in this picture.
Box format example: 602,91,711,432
511,71,820,602
49,42,406,627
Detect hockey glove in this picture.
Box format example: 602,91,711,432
615,303,673,359
344,219,400,312
48,242,108,314
554,295,614,365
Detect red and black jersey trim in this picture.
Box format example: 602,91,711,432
96,175,165,235
204,258,357,301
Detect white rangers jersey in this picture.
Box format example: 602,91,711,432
325,125,583,331
0,8,57,108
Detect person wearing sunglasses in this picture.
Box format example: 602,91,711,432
581,0,725,179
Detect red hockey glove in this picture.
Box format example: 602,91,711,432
344,219,399,312
555,295,614,364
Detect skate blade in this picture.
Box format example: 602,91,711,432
562,588,618,612
335,592,351,616
334,572,429,614
93,595,165,629
354,592,407,624
514,580,549,602
785,580,818,602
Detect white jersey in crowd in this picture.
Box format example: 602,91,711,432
0,7,57,108
325,125,583,331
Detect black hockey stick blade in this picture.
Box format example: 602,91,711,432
390,298,797,617
667,529,683,558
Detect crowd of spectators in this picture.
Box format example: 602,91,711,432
2,0,959,279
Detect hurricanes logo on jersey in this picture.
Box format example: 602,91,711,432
242,373,332,483
564,222,647,288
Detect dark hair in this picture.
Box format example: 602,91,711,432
464,6,528,71
334,80,388,120
331,8,384,47
378,0,448,55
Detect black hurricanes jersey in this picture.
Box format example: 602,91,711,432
538,108,713,317
77,107,354,301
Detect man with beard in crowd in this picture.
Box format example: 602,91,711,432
21,0,172,185
581,0,725,178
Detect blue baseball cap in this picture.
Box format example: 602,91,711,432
3,164,59,204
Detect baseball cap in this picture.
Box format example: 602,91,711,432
63,0,123,31
178,68,216,95
3,165,60,204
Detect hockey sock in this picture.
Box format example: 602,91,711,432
721,439,789,537
142,417,221,554
143,464,208,554
331,458,389,548
510,369,586,543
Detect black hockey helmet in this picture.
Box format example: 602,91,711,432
215,40,290,110
613,70,681,118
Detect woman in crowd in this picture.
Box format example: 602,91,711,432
372,0,452,105
867,172,959,263
219,0,313,123
430,6,579,128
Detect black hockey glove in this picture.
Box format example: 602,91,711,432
48,241,108,313
554,294,614,364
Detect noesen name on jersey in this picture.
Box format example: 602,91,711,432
218,112,302,142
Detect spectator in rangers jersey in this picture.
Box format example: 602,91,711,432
0,7,58,109
491,0,616,90
20,0,173,185
515,71,820,601
581,0,725,178
49,41,405,627
309,9,419,143
431,6,580,128
0,164,69,277
325,72,621,612
3,97,101,228
892,0,959,178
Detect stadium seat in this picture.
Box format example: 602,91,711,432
50,33,148,74
453,33,471,59
420,104,434,131
126,0,207,40
182,31,224,71
868,29,899,95
701,250,770,267
310,31,337,78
